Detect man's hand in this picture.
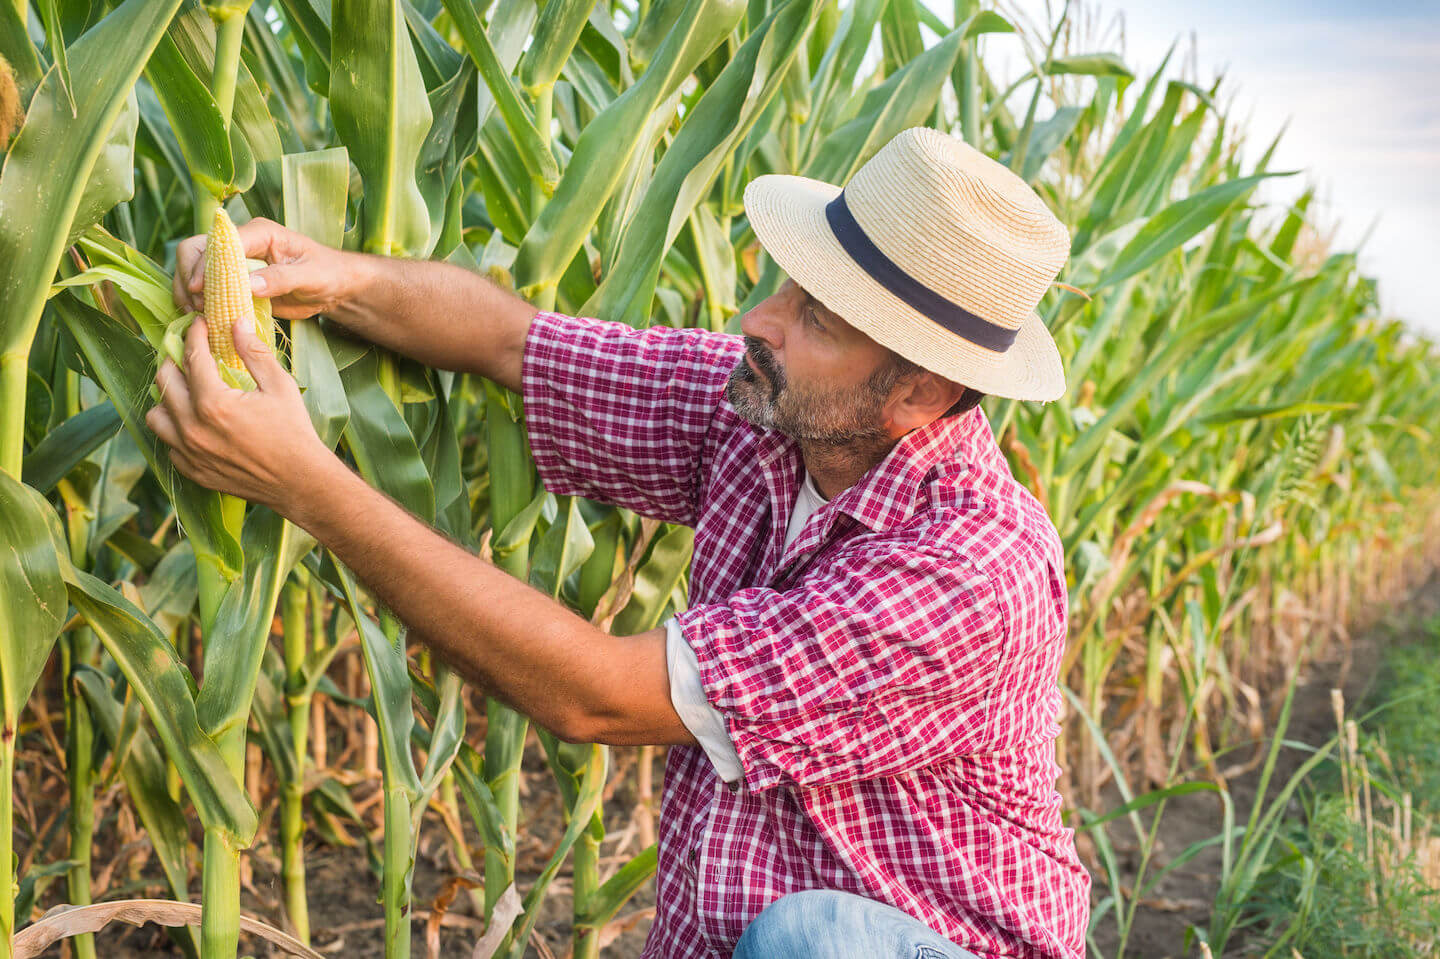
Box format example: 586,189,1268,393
145,314,333,514
173,216,357,320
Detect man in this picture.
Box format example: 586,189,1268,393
151,127,1089,958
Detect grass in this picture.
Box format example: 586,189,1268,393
1234,613,1440,956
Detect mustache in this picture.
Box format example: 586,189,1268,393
742,338,783,387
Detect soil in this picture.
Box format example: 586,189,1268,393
26,726,668,959
22,572,1440,959
1086,570,1440,959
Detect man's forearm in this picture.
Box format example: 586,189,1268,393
284,450,694,747
328,254,536,392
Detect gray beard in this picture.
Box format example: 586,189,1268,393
724,356,896,471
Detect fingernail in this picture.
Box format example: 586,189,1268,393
250,274,267,294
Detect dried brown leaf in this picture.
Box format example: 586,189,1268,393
14,899,324,959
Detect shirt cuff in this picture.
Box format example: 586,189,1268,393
664,617,744,784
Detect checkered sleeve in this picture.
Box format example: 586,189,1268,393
519,312,744,527
675,544,1009,791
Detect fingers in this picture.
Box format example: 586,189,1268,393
146,400,199,478
173,234,207,312
236,216,304,263
231,312,291,394
183,316,230,408
145,402,181,449
153,357,194,428
172,218,303,314
247,262,296,300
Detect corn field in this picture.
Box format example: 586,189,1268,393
0,0,1437,956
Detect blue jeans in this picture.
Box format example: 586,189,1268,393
732,889,981,959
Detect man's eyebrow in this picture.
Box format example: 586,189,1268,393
802,289,833,323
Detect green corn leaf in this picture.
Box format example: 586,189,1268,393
627,0,685,69
193,507,301,747
143,31,234,199
0,471,69,731
339,348,438,523
66,568,257,843
879,0,923,75
137,540,199,640
802,0,887,152
1014,104,1082,181
0,0,182,458
442,0,559,192
513,0,746,294
419,371,472,544
611,524,694,635
583,0,822,325
573,844,658,932
450,745,515,862
503,740,607,958
0,3,43,94
37,0,75,114
520,0,602,93
281,148,353,448
156,3,276,208
1198,401,1358,427
252,666,300,783
1045,52,1132,78
274,0,334,74
576,511,622,618
52,293,244,587
330,0,433,257
1094,172,1297,290
74,666,196,933
529,495,596,598
21,401,121,495
492,488,552,565
415,667,466,803
803,26,964,185
330,558,422,796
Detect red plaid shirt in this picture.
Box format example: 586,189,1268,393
521,311,1089,959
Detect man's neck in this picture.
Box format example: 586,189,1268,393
801,436,897,500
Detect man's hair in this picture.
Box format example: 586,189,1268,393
869,351,985,419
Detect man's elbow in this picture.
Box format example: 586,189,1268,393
557,705,630,746
561,704,700,749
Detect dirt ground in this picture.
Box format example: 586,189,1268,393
31,734,668,958
26,572,1440,959
1086,570,1440,958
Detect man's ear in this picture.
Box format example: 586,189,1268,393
889,372,964,432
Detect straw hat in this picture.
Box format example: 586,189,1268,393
743,127,1071,402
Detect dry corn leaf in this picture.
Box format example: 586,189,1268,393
470,883,523,959
13,899,325,958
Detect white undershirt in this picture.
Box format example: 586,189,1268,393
664,470,830,785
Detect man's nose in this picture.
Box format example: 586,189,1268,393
739,292,787,350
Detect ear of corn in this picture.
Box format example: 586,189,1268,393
201,205,273,389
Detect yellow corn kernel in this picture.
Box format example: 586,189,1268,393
203,205,258,370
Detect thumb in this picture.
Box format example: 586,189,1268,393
232,315,288,393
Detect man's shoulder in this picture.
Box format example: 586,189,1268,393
531,311,747,367
912,463,1064,580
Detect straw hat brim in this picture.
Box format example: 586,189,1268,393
744,174,1066,403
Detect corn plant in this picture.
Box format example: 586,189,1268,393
2,1,1438,958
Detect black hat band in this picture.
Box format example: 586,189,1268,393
824,191,1020,353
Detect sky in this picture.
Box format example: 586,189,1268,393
970,0,1440,340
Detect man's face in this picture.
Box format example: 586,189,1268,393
725,279,908,445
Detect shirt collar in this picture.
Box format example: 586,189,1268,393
755,405,991,534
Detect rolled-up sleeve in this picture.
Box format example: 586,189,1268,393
665,618,744,783
520,311,744,527
674,545,1007,792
